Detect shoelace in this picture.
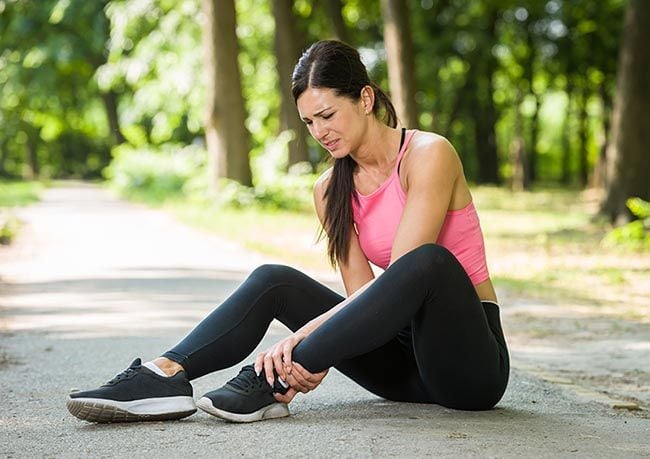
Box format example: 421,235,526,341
106,366,138,385
227,366,266,392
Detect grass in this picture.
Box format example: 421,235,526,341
0,180,44,207
111,183,650,316
0,180,45,245
473,187,649,314
168,203,328,271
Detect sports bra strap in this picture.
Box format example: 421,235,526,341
396,129,415,175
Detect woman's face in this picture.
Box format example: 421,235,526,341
296,87,367,159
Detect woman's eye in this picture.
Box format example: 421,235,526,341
323,113,333,119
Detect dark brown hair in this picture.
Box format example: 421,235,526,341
291,40,398,267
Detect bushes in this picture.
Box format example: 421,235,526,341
105,138,319,212
0,212,20,245
184,169,317,212
0,180,43,245
603,197,650,249
103,143,206,203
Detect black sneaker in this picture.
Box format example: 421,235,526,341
66,358,196,423
196,365,289,423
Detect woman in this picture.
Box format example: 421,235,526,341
67,40,509,423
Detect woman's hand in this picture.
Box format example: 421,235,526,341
254,332,306,387
274,363,329,403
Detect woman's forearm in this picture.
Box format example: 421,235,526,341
297,278,377,337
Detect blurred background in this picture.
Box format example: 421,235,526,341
0,0,648,268
1,0,649,412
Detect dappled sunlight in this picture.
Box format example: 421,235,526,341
0,274,235,338
477,186,650,316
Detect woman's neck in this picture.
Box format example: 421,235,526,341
350,122,402,172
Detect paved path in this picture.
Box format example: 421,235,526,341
0,183,648,458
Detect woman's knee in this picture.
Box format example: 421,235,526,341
248,264,301,285
404,243,456,271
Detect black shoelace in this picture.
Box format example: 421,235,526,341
227,366,267,392
106,364,139,385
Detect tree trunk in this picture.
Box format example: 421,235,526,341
591,84,612,189
0,137,7,177
380,0,419,129
476,8,500,184
577,88,589,187
561,85,573,185
26,132,39,179
471,79,500,184
272,0,309,169
524,27,539,184
323,0,349,43
601,0,650,222
101,90,125,146
202,0,252,186
511,90,529,191
529,92,540,183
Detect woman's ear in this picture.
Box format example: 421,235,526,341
360,85,375,114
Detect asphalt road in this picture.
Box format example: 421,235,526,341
0,183,647,458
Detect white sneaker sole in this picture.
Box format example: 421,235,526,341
66,396,197,423
196,396,289,423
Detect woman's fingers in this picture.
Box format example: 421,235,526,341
254,351,267,376
274,387,298,404
263,353,276,387
292,362,328,389
282,341,293,376
285,372,310,393
287,365,311,389
272,346,287,382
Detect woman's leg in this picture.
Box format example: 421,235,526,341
161,264,344,380
291,243,509,410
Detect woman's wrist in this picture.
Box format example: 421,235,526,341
296,324,314,339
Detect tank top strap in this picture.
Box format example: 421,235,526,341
395,129,416,173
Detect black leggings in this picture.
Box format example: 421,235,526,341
163,243,509,410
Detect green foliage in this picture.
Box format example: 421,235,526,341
0,180,43,207
603,198,650,249
0,180,43,245
104,143,205,202
99,0,203,145
0,212,20,245
183,133,317,212
104,132,318,212
1,0,627,189
0,0,113,178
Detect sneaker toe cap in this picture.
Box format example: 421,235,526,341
201,388,260,414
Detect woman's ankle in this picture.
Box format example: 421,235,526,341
152,357,185,377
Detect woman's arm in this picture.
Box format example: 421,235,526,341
300,139,461,336
269,139,463,398
313,168,375,296
389,135,462,265
297,169,377,335
256,171,374,390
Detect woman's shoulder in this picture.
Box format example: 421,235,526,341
313,167,333,199
408,130,454,154
404,130,462,171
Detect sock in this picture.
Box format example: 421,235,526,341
143,361,170,377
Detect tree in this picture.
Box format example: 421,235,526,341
380,0,419,129
468,6,500,184
272,0,309,168
323,0,350,43
202,0,252,186
601,0,650,222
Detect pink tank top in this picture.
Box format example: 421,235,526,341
351,130,490,285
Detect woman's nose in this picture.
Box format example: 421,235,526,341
312,121,327,140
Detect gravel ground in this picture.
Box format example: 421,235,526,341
0,182,647,458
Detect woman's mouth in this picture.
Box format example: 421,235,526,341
324,139,339,151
